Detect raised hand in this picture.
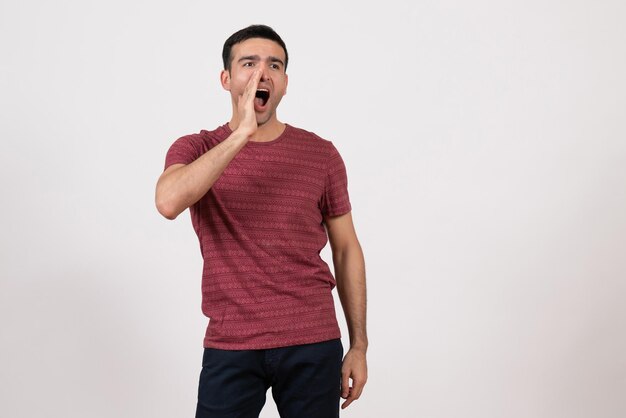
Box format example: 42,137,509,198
236,69,263,138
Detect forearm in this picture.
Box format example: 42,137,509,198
155,129,249,219
333,243,368,352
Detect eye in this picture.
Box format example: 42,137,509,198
243,62,254,67
270,63,281,70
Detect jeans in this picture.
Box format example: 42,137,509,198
195,338,343,418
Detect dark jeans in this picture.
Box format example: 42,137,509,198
195,338,343,418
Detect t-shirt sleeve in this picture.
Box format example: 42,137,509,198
164,135,202,171
320,142,352,217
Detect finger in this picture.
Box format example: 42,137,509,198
352,379,365,400
341,389,355,409
341,372,350,398
243,69,262,98
354,375,367,393
239,71,262,115
341,376,367,409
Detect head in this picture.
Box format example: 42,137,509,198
222,24,288,72
220,25,289,128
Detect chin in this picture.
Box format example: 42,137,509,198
255,113,273,126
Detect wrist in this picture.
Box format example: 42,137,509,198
349,340,368,353
231,127,253,143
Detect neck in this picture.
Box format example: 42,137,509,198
228,116,285,142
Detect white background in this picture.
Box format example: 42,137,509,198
1,1,625,417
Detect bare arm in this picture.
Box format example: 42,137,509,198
155,69,263,220
324,211,368,409
155,130,249,219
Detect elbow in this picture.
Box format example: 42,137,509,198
160,209,179,221
155,194,180,220
156,201,178,220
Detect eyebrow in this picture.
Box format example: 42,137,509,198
238,55,285,67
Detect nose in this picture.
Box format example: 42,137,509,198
259,64,271,82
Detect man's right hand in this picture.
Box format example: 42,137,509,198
155,69,263,220
236,69,262,139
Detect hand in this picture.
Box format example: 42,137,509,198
340,348,368,409
236,69,262,138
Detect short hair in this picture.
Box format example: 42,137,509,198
222,24,289,72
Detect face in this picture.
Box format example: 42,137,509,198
221,38,288,127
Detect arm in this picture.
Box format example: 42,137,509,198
155,129,249,219
324,211,368,410
155,69,263,220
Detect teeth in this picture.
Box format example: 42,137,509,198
255,89,270,105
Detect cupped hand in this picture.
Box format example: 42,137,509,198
236,69,262,138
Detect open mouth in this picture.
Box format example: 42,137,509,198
255,89,270,107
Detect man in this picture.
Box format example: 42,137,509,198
155,24,367,418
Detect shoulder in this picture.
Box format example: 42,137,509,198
164,124,230,169
285,124,337,155
170,123,230,151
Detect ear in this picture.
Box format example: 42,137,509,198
220,69,231,91
284,73,288,95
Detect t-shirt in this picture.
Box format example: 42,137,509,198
164,122,352,349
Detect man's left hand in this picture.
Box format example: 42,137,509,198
340,347,368,409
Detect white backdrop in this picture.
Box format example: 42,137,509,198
1,1,625,417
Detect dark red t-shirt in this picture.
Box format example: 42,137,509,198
164,123,352,349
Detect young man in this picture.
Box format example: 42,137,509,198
155,25,367,417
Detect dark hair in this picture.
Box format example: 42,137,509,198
222,24,288,72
